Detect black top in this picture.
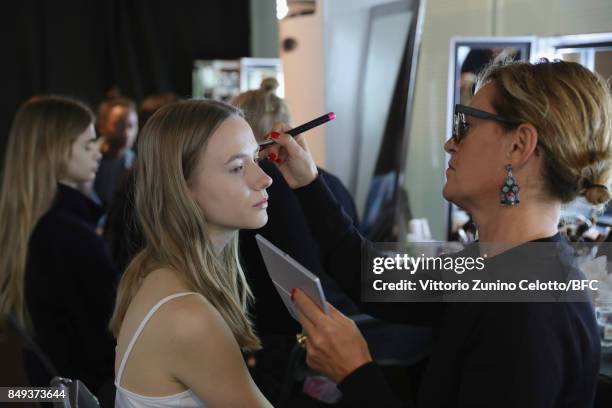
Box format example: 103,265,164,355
104,168,141,273
294,176,601,407
25,184,118,393
94,150,134,210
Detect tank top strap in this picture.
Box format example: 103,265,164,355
116,292,199,385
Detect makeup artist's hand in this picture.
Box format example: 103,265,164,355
292,289,373,383
264,123,318,189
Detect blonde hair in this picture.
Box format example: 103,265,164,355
0,96,94,328
477,59,612,207
109,100,261,351
231,77,291,140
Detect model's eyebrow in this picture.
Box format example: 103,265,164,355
224,147,260,165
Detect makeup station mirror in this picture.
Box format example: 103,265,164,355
353,0,425,241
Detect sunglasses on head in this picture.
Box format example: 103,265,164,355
452,104,519,143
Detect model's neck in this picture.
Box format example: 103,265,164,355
207,226,235,256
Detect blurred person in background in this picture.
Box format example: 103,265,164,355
94,93,138,210
0,96,118,399
103,92,179,273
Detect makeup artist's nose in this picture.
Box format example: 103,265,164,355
444,137,457,154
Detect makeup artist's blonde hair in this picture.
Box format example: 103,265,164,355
109,99,261,351
0,96,94,328
477,59,612,207
232,78,291,140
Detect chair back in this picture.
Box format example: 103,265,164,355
0,313,58,387
51,377,100,408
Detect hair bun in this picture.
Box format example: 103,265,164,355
583,183,612,206
260,77,279,93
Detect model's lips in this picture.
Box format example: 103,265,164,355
253,197,268,207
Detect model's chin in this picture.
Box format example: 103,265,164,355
244,212,268,230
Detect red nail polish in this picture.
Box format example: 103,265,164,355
276,159,283,165
290,288,296,302
271,131,280,139
269,152,277,161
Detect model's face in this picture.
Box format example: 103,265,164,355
103,106,138,150
443,82,510,210
63,124,101,184
189,116,272,232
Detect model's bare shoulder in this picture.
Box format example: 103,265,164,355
153,293,271,407
152,292,239,362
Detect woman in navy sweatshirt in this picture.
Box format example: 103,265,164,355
0,96,117,398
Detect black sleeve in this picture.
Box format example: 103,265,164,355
103,169,143,273
451,303,594,407
26,218,117,394
66,226,118,393
338,362,410,407
319,169,360,228
294,176,444,325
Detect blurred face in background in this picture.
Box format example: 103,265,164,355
101,105,138,152
61,124,101,187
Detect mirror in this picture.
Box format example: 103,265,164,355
354,0,425,240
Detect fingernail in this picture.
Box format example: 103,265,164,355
271,131,280,139
268,152,277,161
290,288,296,302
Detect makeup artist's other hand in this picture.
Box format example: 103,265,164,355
264,123,318,189
293,289,373,384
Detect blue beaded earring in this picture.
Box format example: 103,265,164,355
500,164,520,206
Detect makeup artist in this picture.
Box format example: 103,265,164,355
264,59,612,407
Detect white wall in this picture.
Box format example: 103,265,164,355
278,6,328,165
405,0,612,240
278,0,403,176
250,0,280,58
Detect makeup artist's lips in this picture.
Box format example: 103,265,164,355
253,198,268,208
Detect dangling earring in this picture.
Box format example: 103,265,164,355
500,164,520,206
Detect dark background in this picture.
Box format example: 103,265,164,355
0,0,251,163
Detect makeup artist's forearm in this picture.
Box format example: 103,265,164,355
294,176,442,325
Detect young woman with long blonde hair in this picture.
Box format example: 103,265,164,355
0,96,116,394
110,100,273,407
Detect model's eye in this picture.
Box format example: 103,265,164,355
230,165,245,173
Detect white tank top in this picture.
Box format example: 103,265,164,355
115,292,206,408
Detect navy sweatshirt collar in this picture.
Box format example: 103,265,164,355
53,183,105,227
